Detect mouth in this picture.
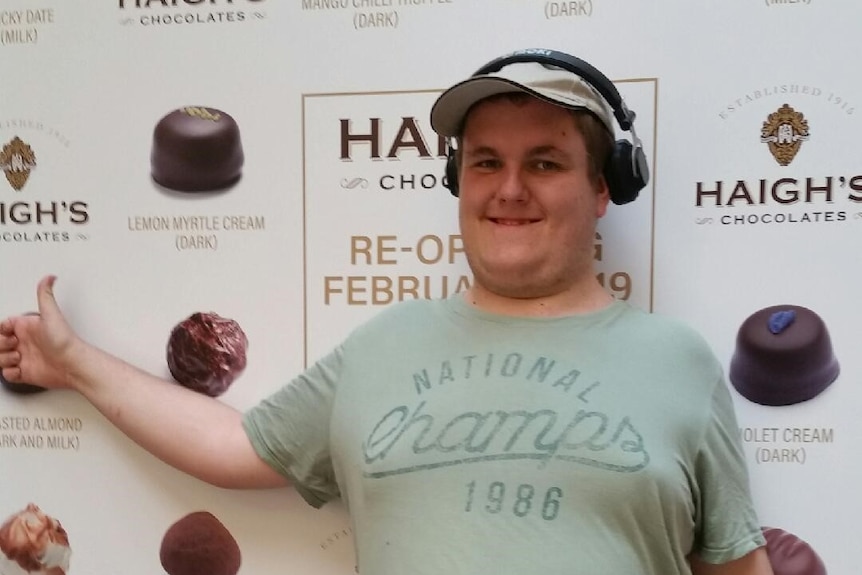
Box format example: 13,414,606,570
489,217,541,226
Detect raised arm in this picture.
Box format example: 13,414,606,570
0,276,287,490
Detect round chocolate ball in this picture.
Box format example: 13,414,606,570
166,312,248,397
151,106,243,192
729,305,839,406
160,511,241,575
762,527,826,575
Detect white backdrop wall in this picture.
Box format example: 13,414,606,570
0,1,858,574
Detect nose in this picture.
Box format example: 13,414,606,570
496,165,529,203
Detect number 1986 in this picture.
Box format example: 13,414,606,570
465,481,563,521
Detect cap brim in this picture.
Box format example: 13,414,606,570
430,76,611,137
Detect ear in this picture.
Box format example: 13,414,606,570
595,175,610,218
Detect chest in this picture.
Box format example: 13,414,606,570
329,345,702,521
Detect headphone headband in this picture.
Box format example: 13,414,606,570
473,49,635,131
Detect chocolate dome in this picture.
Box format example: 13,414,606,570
151,106,243,192
729,305,839,406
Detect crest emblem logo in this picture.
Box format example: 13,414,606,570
0,136,37,191
760,104,810,166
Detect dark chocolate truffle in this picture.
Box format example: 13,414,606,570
0,372,46,395
151,106,243,192
160,512,241,575
762,527,826,575
729,305,839,406
166,312,248,397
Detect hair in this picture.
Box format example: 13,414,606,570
455,92,614,185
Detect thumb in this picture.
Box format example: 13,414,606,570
36,275,62,320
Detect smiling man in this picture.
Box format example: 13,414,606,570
0,49,773,575
424,50,774,575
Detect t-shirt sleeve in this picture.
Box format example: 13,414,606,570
242,347,343,508
692,376,767,563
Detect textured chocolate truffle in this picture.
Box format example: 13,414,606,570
729,305,839,406
160,512,241,575
166,312,248,397
762,527,826,575
151,106,243,192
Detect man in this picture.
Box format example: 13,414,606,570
0,49,772,574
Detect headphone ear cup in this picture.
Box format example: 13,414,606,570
605,140,648,205
444,151,459,197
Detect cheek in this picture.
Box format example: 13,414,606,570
457,190,484,222
457,199,469,228
457,201,476,247
567,184,607,219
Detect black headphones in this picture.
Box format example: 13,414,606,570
442,49,649,205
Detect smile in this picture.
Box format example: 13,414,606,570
489,218,541,226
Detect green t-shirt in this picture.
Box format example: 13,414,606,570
244,297,765,575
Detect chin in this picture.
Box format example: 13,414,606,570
474,271,556,299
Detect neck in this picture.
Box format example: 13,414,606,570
463,279,615,318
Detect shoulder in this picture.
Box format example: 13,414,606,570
613,303,710,343
609,303,723,376
361,297,443,325
343,298,447,342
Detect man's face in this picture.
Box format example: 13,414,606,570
457,95,610,300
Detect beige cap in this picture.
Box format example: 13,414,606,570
430,61,615,137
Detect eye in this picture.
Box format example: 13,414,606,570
533,159,562,171
471,158,501,170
